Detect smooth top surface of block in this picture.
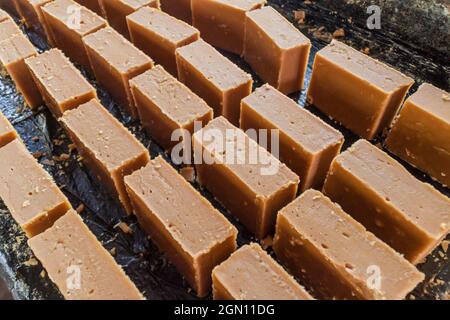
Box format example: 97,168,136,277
83,26,153,73
336,140,450,238
125,156,237,256
121,0,158,10
25,49,94,105
213,243,313,300
193,116,299,197
242,84,343,153
0,139,68,226
319,40,413,93
176,39,252,91
0,33,37,65
61,99,148,172
0,18,20,40
42,0,105,36
246,6,309,49
279,189,424,299
407,83,450,122
28,210,144,300
128,7,198,45
130,65,211,126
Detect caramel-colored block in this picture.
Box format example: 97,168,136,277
323,140,450,264
0,17,21,40
386,83,450,188
127,7,199,76
100,0,159,38
160,0,191,24
0,140,71,237
42,0,107,71
25,49,97,118
0,0,19,16
0,111,18,148
0,8,10,22
243,6,311,94
16,0,55,44
192,116,299,238
273,190,424,300
307,40,414,140
73,0,104,16
61,99,150,214
125,156,237,297
241,84,344,191
28,210,144,300
176,39,253,126
191,0,265,55
130,65,212,150
0,34,43,109
83,26,153,118
212,243,313,300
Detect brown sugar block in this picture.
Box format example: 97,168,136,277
191,0,265,55
125,156,237,297
60,99,150,214
0,17,21,40
0,139,71,237
323,139,450,264
0,34,43,109
273,190,424,300
307,40,414,140
100,0,160,38
130,65,213,150
0,111,18,148
160,0,191,24
0,8,10,22
0,0,20,16
83,26,153,118
28,210,144,300
386,83,450,188
192,116,299,238
25,49,97,118
73,0,104,16
127,7,199,76
243,6,311,94
212,243,313,300
16,0,55,44
240,84,344,191
41,0,107,72
176,39,253,126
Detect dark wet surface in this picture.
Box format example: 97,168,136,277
0,1,449,300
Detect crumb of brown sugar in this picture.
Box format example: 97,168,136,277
333,28,345,38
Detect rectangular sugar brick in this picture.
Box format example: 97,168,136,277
160,0,191,24
243,6,311,94
0,140,71,237
0,17,21,40
386,83,450,188
28,210,144,300
42,0,107,71
73,0,104,16
0,111,18,148
16,0,55,43
323,140,450,264
176,39,253,126
83,26,153,118
191,0,265,55
100,0,160,38
0,0,19,16
61,99,150,214
307,40,414,139
273,190,424,300
127,7,199,76
25,48,97,118
212,243,313,300
241,84,344,191
130,65,213,150
0,8,10,22
0,33,43,109
125,156,238,297
192,116,299,238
